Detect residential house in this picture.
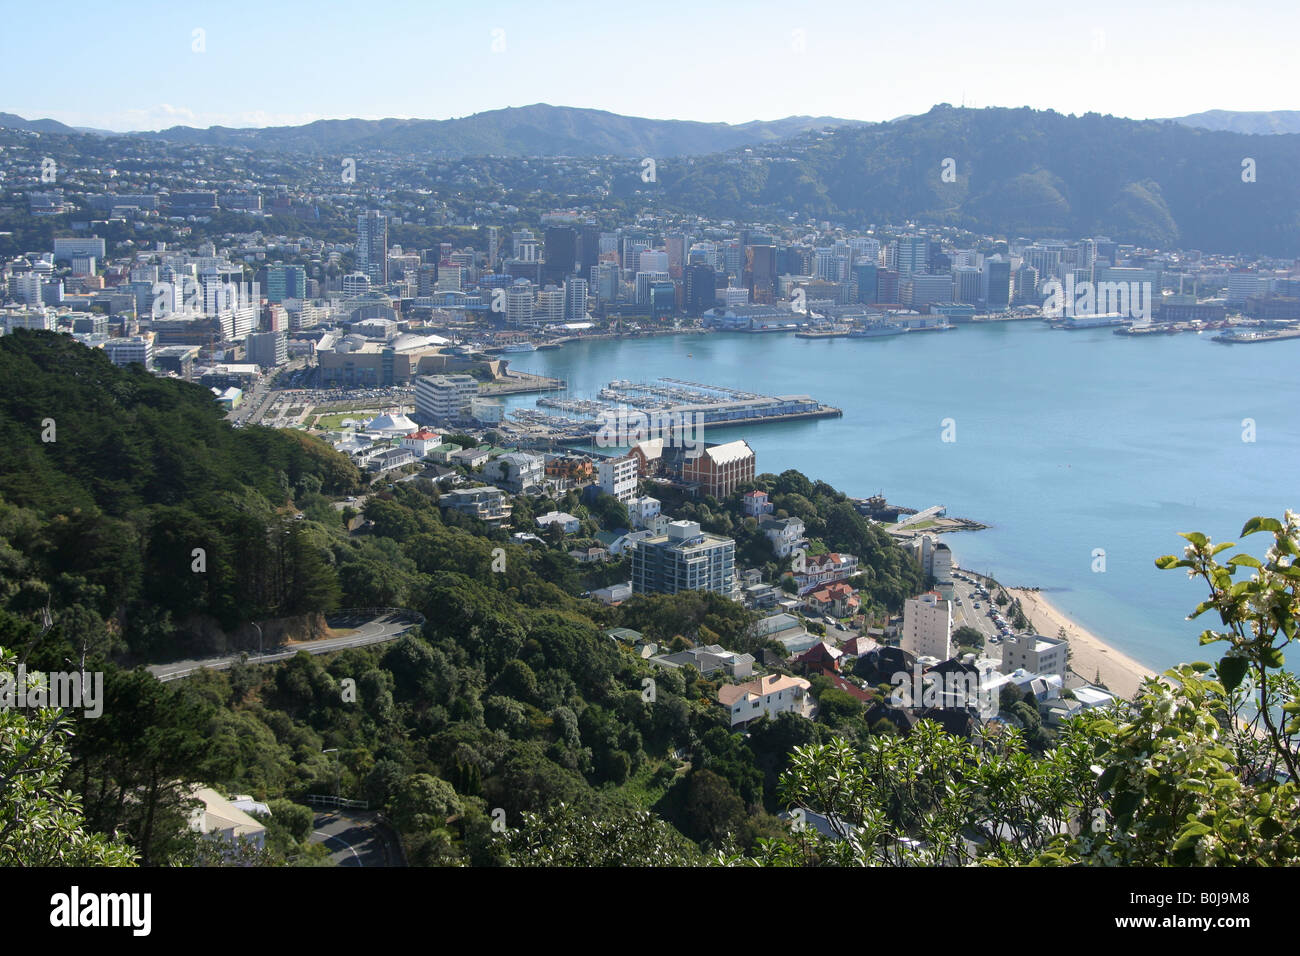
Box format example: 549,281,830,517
438,486,512,526
401,428,442,458
449,446,492,469
795,552,859,593
188,786,267,854
627,495,662,528
590,582,634,605
568,546,608,564
484,452,545,494
718,674,813,727
760,516,807,558
743,489,775,516
652,644,755,679
536,511,581,534
805,581,859,618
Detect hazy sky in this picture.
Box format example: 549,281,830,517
3,0,1295,131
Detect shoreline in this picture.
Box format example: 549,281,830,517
1003,586,1158,700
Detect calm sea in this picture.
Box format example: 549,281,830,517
502,322,1300,671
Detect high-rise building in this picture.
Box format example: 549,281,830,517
630,520,736,596
543,226,577,285
598,455,639,503
266,264,306,303
506,281,536,328
901,592,953,661
853,263,878,304
357,211,389,286
246,330,288,368
744,244,777,304
893,236,929,277
564,278,588,320
684,264,717,314
952,266,982,304
981,258,1012,309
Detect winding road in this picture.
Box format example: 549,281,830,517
146,609,424,682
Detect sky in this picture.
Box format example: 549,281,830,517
2,0,1296,132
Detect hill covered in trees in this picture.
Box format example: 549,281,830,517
657,104,1300,255
0,331,363,661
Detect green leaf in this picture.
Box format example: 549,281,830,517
1217,656,1249,692
1179,531,1209,547
1154,555,1181,570
1261,647,1285,669
1227,553,1262,569
1241,517,1282,536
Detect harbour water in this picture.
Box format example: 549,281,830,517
503,322,1300,672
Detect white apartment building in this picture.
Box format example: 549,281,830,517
901,591,953,662
1000,633,1069,678
103,335,154,368
415,374,479,422
598,455,639,503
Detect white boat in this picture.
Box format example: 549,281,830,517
501,342,537,353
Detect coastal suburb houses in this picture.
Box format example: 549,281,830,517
718,674,813,727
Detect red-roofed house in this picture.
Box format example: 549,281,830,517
793,641,844,675
804,581,860,618
402,428,443,458
743,489,774,516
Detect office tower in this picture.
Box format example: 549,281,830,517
952,266,982,303
893,235,929,277
543,226,577,285
684,264,718,314
877,269,901,303
744,244,777,304
579,222,600,276
854,263,878,304
487,226,500,272
357,211,389,286
982,259,1012,309
266,264,306,303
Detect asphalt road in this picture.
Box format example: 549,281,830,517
949,573,1010,658
146,611,422,681
311,810,404,867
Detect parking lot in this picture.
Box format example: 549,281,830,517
948,571,1014,657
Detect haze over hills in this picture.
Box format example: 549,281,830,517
7,103,1300,252
0,105,869,157
1167,109,1300,136
659,105,1300,255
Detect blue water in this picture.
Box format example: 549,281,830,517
503,323,1300,672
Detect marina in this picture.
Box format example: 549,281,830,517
499,377,842,445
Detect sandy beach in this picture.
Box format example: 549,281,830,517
1005,587,1159,701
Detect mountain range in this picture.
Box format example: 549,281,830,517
4,104,1300,253
656,105,1300,254
0,105,868,157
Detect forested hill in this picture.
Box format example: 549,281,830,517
0,331,363,659
658,104,1300,255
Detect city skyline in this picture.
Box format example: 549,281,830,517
3,0,1298,133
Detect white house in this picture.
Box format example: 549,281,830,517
536,511,581,534
760,516,806,558
718,674,813,727
188,786,267,853
401,428,442,458
627,494,662,528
